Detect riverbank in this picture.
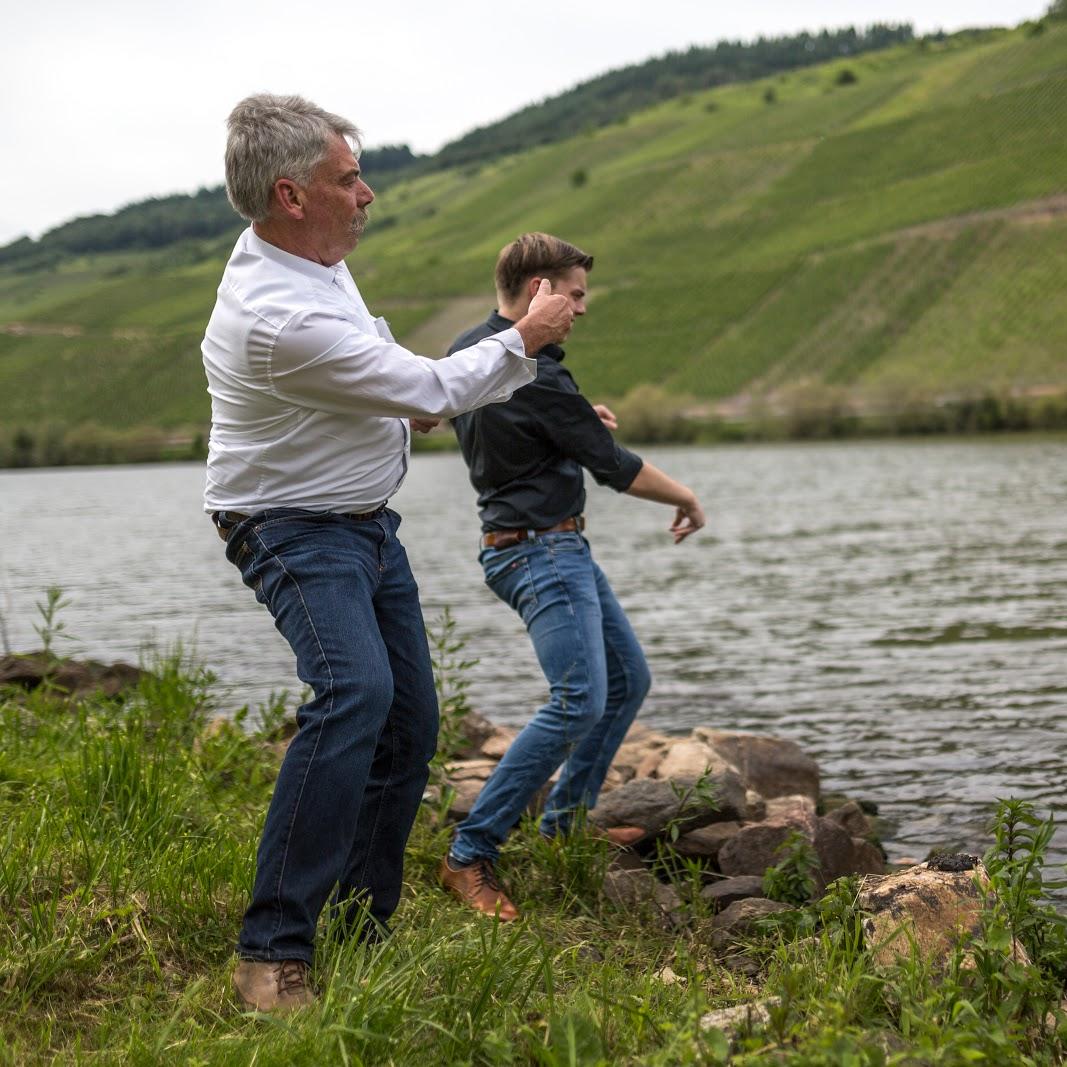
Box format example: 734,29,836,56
2,388,1067,468
1,652,1064,1064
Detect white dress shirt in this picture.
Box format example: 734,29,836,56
202,228,535,513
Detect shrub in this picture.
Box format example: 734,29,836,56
613,384,700,444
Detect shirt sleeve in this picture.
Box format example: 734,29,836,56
526,370,643,492
263,309,536,419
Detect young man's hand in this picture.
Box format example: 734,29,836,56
592,403,617,430
669,497,706,544
410,417,440,433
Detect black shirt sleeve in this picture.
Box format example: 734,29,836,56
526,363,643,492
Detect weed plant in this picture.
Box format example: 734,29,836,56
0,640,1065,1062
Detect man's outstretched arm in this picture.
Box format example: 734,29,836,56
625,462,706,544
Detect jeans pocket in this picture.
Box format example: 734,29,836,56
483,551,537,623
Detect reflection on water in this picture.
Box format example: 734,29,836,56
2,439,1066,870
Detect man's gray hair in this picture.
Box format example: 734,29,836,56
225,93,363,223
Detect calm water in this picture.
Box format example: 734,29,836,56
2,440,1066,869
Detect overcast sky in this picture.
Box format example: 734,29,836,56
0,0,1049,245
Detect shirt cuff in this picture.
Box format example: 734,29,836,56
494,327,529,362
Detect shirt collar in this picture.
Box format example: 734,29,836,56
488,309,565,362
245,227,345,285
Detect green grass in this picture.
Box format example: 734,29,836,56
1,23,1065,445
1,647,1066,1064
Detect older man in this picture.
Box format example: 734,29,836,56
439,233,705,921
202,96,572,1012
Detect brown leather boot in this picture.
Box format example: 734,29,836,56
439,856,520,921
232,959,316,1013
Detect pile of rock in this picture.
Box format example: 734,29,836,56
438,714,888,915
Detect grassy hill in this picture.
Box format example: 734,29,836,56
1,22,1065,459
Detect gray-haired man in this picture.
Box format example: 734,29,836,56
202,94,573,1012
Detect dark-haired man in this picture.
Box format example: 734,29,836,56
439,232,706,920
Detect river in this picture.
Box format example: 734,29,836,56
2,439,1065,869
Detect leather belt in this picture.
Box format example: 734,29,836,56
480,515,585,551
211,506,386,541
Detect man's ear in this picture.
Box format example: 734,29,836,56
273,178,305,221
528,276,545,300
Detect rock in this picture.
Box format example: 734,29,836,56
851,838,888,876
446,758,498,783
927,852,980,873
764,794,817,831
694,730,819,801
608,850,647,873
601,868,682,920
825,799,873,838
858,860,989,968
812,816,859,886
710,898,793,949
443,778,484,821
589,773,747,838
721,952,761,977
478,727,516,760
700,876,766,909
452,709,495,758
0,652,144,699
673,821,741,861
718,823,797,879
745,790,767,821
699,999,779,1038
719,812,880,889
653,739,733,781
601,768,631,793
634,750,665,778
653,965,686,985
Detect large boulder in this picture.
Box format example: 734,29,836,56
590,772,748,838
695,730,819,801
858,856,992,968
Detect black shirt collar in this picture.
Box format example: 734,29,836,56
488,309,565,362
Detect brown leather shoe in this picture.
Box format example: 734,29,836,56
439,857,520,921
232,958,316,1013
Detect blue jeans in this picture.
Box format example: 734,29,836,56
222,508,438,964
449,531,651,866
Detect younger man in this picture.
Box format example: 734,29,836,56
440,233,706,920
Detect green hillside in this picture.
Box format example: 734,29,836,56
1,22,1065,458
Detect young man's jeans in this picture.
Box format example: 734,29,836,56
221,507,438,964
449,531,651,866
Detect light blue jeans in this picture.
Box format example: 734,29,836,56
449,531,651,865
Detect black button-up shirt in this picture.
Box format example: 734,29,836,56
449,310,644,532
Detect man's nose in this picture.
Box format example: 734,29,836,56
359,181,375,206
